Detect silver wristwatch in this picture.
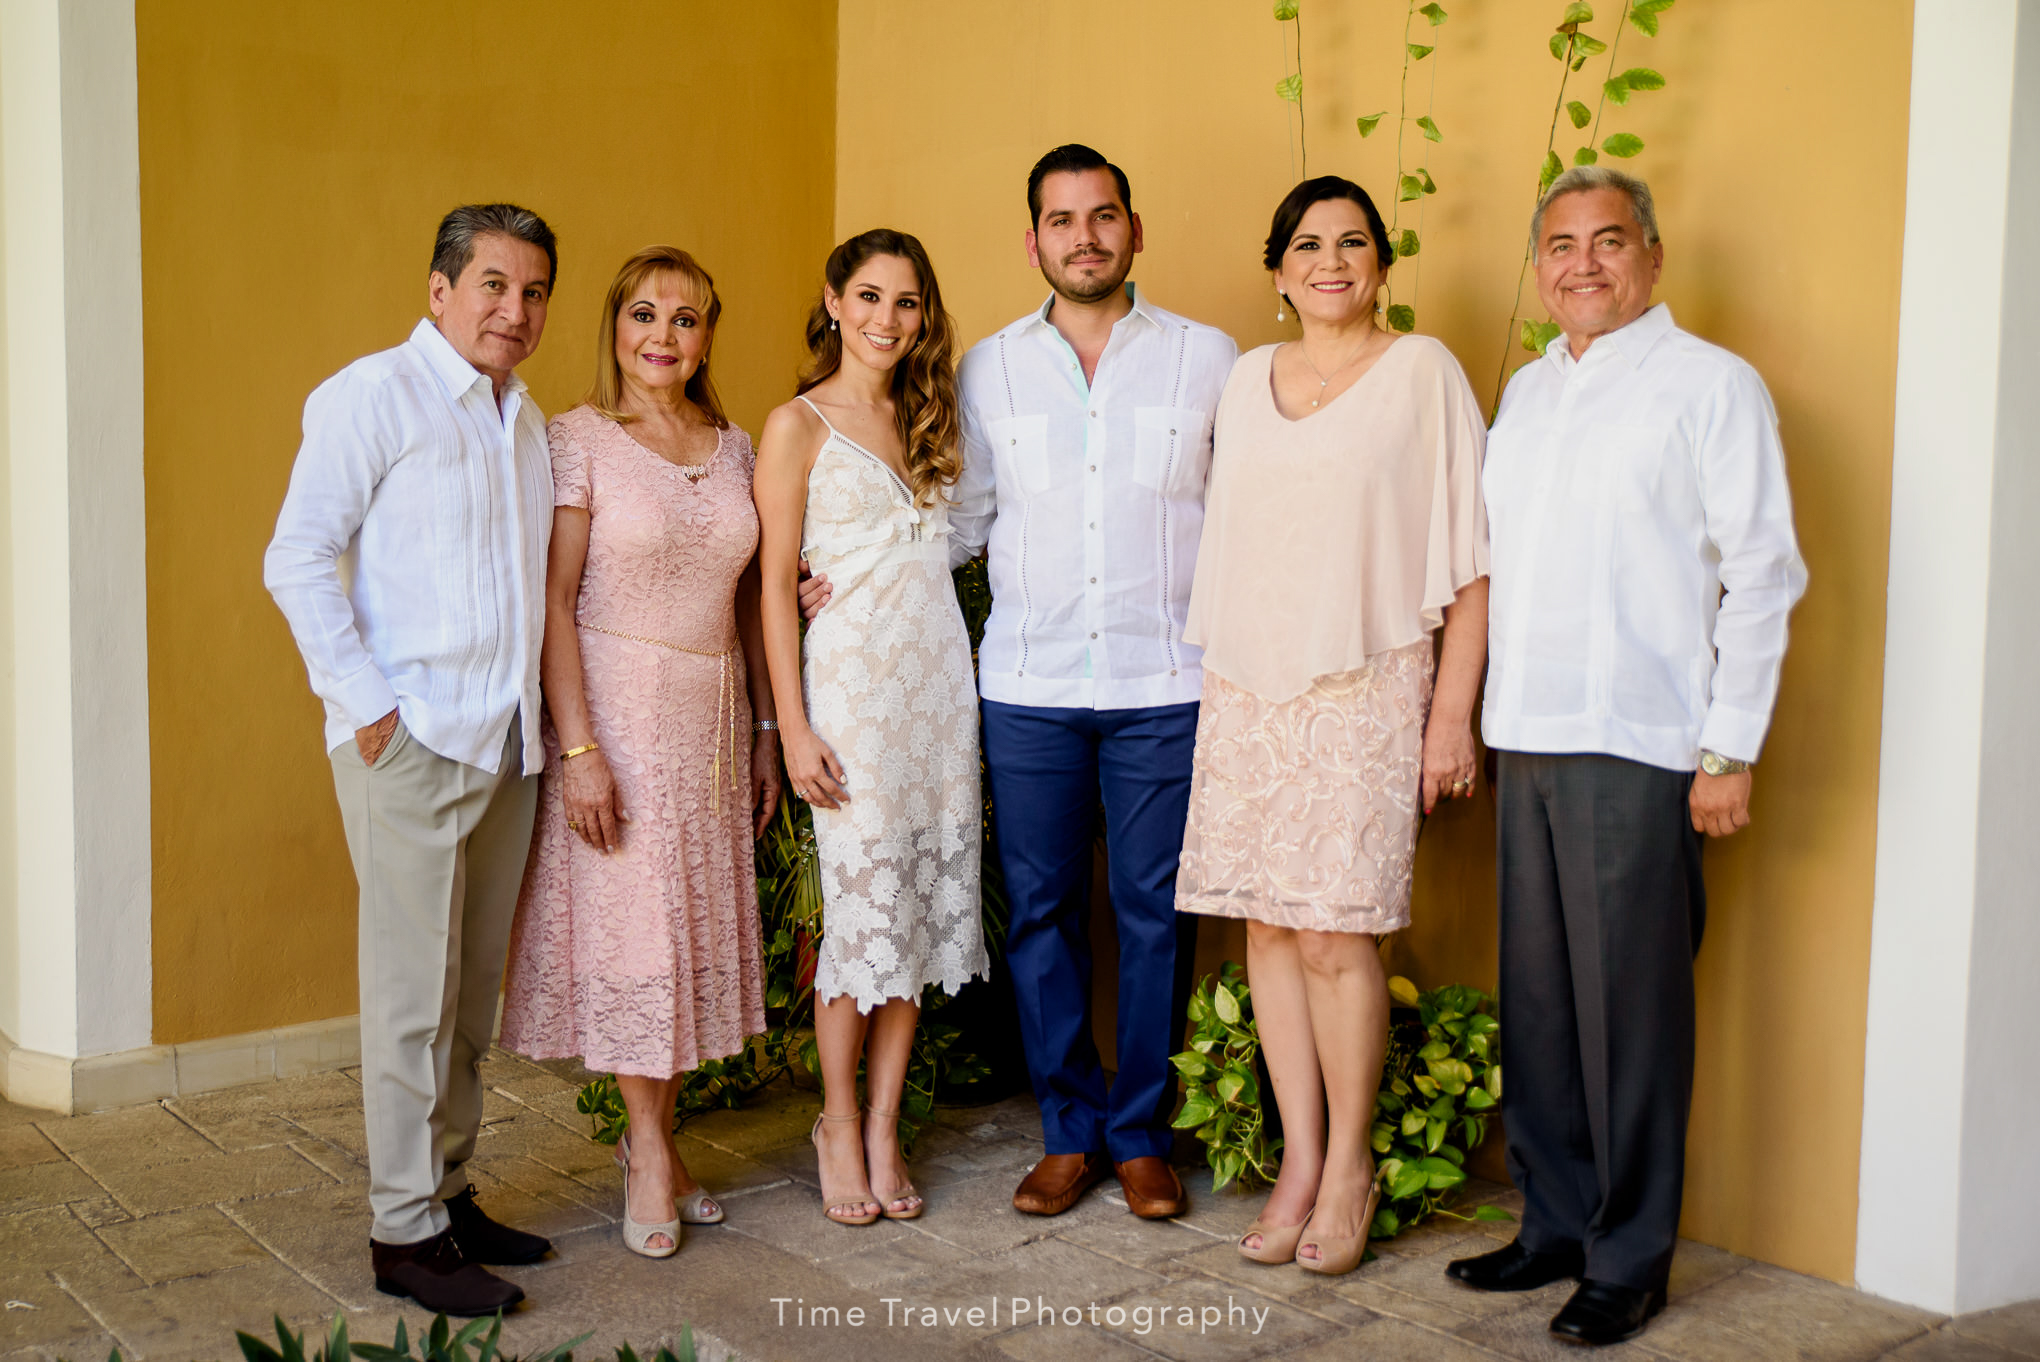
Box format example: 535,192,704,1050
1698,750,1750,776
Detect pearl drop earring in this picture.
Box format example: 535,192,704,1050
830,318,837,331
1276,294,1287,322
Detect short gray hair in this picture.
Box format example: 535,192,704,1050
1530,166,1658,254
430,203,558,290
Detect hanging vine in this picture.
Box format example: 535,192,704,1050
1357,1,1450,334
1275,0,1306,178
1489,0,1674,413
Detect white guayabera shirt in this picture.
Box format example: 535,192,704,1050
949,285,1237,710
1482,303,1808,771
265,318,551,776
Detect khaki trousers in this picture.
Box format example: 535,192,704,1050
330,716,537,1244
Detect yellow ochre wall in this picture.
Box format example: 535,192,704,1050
139,2,837,1042
832,0,1909,1283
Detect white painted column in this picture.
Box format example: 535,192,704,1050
1858,0,2038,1317
0,0,153,1095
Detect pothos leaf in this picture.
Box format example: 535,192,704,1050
1213,982,1242,1025
1417,114,1443,142
1275,73,1303,102
1385,304,1417,333
1419,168,1438,193
1566,99,1592,128
1395,229,1421,258
1273,0,1299,18
1574,146,1600,165
1538,149,1564,193
1630,0,1674,36
1560,1,1594,25
1601,131,1645,157
1419,2,1449,25
1356,111,1388,137
1408,43,1435,60
1622,67,1667,91
1603,76,1632,106
1398,173,1427,202
1549,32,1569,61
1572,32,1608,58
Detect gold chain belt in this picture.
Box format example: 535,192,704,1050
576,620,744,815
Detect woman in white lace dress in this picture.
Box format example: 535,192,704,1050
756,229,986,1228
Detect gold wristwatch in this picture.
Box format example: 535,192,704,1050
1698,750,1751,776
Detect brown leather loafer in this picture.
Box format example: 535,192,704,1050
371,1230,524,1316
1114,1156,1187,1219
1013,1152,1108,1216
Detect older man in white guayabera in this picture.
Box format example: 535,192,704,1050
265,204,561,1317
1444,167,1807,1348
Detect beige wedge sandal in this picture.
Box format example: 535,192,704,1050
613,1133,724,1225
614,1130,681,1258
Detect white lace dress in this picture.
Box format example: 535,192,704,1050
795,397,987,1012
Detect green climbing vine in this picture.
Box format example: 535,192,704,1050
1356,1,1451,334
1491,0,1676,412
1274,0,1306,177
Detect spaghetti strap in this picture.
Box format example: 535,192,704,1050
794,393,839,438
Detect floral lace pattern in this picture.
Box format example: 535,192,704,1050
798,403,987,1013
501,407,765,1078
1176,642,1436,934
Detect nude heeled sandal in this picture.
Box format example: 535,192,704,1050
1238,1213,1310,1265
614,1131,681,1258
811,1110,881,1226
1297,1181,1383,1277
613,1133,724,1224
863,1106,925,1220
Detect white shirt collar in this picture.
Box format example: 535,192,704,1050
1018,282,1163,337
408,316,528,403
1547,300,1676,372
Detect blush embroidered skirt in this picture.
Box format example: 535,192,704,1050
1175,641,1436,935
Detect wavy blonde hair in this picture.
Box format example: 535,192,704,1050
586,245,729,429
796,229,961,507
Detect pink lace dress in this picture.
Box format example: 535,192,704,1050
501,405,766,1078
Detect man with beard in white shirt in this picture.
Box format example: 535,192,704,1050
1444,167,1806,1346
802,144,1235,1221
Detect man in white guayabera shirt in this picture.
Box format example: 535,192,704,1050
266,204,559,1317
1444,168,1806,1348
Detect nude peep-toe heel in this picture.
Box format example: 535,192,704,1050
1238,1212,1310,1264
1298,1181,1382,1277
614,1131,681,1259
614,1133,724,1225
811,1110,881,1226
864,1106,925,1221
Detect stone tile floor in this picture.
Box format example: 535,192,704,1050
2,1051,2036,1362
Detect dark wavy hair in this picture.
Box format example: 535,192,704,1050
797,229,962,508
1262,176,1393,274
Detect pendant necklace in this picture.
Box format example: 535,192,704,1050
1297,335,1380,408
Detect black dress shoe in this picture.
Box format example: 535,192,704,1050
370,1230,524,1316
1446,1239,1586,1292
1549,1279,1667,1345
445,1184,552,1264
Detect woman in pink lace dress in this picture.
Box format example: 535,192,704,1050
501,247,779,1258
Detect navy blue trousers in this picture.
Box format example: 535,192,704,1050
981,700,1200,1161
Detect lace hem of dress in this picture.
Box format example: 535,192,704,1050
1174,889,1410,936
814,958,990,1016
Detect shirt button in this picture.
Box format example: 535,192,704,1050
1089,464,1097,472
1090,522,1096,529
1089,577,1097,583
1170,429,1177,436
1170,669,1178,676
1090,632,1098,639
1089,410,1097,418
1009,438,1016,446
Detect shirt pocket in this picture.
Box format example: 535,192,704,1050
989,414,1053,498
1133,406,1208,495
1566,422,1662,513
